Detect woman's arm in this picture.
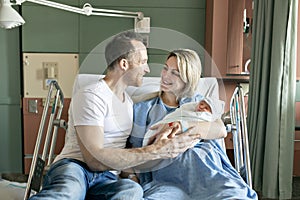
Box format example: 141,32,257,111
150,119,227,140
187,119,227,139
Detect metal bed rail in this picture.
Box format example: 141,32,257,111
24,80,66,200
226,85,252,188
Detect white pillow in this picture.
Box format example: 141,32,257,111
73,74,219,100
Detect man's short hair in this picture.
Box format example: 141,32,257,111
105,31,144,69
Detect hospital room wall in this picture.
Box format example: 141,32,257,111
0,0,206,173
0,28,23,173
21,0,206,76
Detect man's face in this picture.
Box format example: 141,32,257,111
125,40,150,87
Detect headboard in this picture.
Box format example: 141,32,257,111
72,74,219,101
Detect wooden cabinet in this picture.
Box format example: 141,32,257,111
205,0,252,167
297,1,300,80
205,0,251,155
204,0,252,78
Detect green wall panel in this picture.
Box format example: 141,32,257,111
78,3,206,53
78,52,167,77
0,105,22,173
146,54,168,77
22,0,205,53
22,2,80,52
0,27,23,173
143,8,205,45
78,0,206,76
79,15,133,54
21,0,206,55
79,53,106,74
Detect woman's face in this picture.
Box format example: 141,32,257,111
160,56,185,95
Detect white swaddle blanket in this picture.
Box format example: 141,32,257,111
142,98,224,146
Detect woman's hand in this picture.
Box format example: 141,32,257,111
166,121,183,138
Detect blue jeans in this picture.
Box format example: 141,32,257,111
29,158,143,200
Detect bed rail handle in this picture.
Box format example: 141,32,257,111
24,80,66,200
228,84,252,188
52,80,64,105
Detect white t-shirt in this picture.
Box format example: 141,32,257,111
55,79,133,163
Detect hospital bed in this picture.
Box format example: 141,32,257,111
0,74,252,199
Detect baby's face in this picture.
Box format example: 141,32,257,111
195,101,212,113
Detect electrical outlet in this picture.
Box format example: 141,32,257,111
28,99,38,113
43,62,58,90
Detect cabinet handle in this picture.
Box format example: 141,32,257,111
228,65,240,68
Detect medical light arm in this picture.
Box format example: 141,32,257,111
17,0,143,19
0,0,145,29
16,0,144,19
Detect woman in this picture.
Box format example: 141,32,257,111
129,49,258,200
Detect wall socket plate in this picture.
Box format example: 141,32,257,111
135,17,150,33
43,62,58,90
28,99,38,113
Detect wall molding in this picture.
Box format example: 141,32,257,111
0,98,20,105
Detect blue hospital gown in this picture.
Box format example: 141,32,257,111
129,96,258,200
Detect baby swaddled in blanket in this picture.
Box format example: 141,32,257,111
142,96,225,146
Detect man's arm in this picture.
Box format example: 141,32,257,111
76,125,200,171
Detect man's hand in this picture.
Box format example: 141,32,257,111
148,126,200,159
75,124,201,172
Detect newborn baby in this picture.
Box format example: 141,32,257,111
143,96,225,146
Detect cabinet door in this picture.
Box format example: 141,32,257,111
226,0,244,75
297,1,300,80
205,0,251,78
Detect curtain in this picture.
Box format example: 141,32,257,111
247,0,298,199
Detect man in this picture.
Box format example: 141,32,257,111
29,31,200,200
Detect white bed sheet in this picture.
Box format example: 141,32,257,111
0,178,27,200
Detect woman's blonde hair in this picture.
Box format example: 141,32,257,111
167,49,202,98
